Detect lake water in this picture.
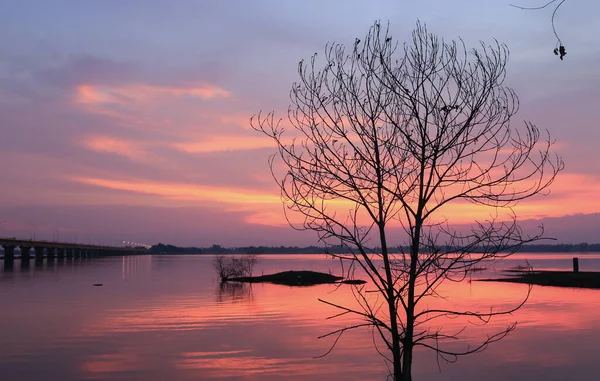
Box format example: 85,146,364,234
1,253,599,380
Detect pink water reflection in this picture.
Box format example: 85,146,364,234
0,254,598,381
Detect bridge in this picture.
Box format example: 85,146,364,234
0,237,147,268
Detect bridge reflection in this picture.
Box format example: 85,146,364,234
0,238,146,269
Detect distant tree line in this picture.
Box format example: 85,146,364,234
149,242,599,255
519,243,596,253
148,243,328,254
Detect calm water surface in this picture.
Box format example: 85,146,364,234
1,254,599,380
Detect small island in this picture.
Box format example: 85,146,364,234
479,270,600,289
214,254,366,286
227,270,366,286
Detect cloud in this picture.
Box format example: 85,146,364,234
73,176,281,207
171,135,278,153
76,84,121,105
74,82,229,106
81,136,147,160
243,211,289,227
37,54,138,88
70,81,233,136
0,203,320,247
70,175,360,229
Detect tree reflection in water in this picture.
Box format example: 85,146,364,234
216,281,254,303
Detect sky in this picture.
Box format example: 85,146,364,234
1,0,599,247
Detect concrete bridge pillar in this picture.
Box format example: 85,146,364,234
46,248,56,266
20,246,32,261
2,245,15,261
66,248,74,258
35,246,45,262
3,245,15,268
57,248,65,258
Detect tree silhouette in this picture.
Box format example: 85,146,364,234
252,21,563,381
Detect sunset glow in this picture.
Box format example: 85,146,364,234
2,4,600,381
74,177,282,207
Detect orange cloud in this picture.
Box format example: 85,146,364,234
390,171,600,225
219,115,252,129
71,176,359,227
76,84,119,104
244,211,289,226
73,177,282,206
75,82,229,106
82,136,146,159
71,169,600,229
172,135,279,153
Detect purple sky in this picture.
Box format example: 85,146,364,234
1,1,599,247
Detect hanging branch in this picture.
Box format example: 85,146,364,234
510,0,568,60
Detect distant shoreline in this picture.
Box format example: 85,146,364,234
150,243,600,255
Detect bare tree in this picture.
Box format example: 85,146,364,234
213,254,258,282
252,21,563,380
510,0,568,59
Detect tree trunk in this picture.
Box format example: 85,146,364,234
380,226,403,381
401,343,413,381
393,340,403,380
401,217,421,381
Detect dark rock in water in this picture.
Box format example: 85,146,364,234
227,270,365,286
93,283,103,287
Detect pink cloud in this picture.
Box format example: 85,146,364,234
82,136,147,159
74,82,229,106
72,176,281,207
171,135,279,153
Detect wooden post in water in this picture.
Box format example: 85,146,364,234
573,257,579,273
